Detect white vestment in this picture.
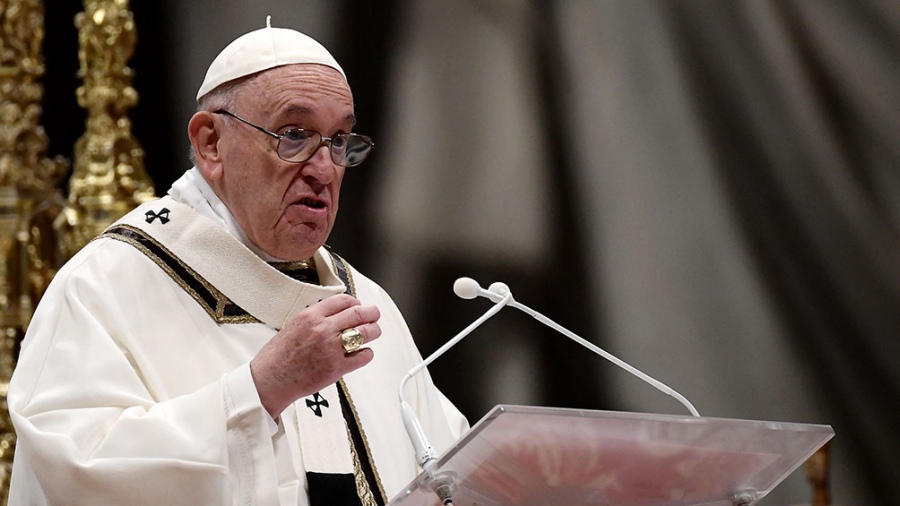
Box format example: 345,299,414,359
8,170,468,505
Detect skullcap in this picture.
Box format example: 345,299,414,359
196,16,346,102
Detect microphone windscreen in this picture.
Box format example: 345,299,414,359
487,282,510,296
453,277,481,299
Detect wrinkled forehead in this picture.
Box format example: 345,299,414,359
236,65,357,130
242,64,354,109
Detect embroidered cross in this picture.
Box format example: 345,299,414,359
306,392,329,417
145,208,171,224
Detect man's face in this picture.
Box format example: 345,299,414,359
210,64,355,260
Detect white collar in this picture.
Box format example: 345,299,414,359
168,167,285,261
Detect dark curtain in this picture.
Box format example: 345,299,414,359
662,2,900,503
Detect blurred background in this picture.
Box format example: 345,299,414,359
38,1,898,504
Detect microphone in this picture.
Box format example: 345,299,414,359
451,277,480,299
398,277,513,504
453,277,504,302
399,278,513,467
398,277,699,504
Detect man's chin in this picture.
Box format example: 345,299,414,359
272,235,328,261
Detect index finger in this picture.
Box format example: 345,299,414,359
310,293,361,316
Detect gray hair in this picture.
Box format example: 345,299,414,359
188,75,255,166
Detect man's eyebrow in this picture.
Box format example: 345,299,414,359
283,104,313,116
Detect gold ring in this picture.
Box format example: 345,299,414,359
340,328,364,353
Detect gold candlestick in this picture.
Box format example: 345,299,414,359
0,1,69,502
0,2,157,501
66,0,155,253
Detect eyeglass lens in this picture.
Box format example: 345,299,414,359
278,130,372,167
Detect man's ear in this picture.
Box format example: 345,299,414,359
188,111,223,182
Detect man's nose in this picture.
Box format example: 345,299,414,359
301,144,336,183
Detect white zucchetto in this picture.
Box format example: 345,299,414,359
196,16,346,102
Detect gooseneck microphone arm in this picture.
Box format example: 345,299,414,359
398,280,514,471
482,280,700,417
397,277,700,505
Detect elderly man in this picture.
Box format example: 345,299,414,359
8,19,467,505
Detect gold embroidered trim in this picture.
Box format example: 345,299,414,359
340,378,388,503
101,225,259,324
332,253,357,297
270,258,316,272
347,423,378,506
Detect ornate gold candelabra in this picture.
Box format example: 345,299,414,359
65,0,155,252
0,1,68,501
0,0,154,502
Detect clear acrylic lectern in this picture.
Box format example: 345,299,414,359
387,405,834,506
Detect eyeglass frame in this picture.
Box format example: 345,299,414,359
213,109,374,167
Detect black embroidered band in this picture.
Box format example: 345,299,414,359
101,225,257,324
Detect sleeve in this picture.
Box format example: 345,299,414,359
7,244,278,506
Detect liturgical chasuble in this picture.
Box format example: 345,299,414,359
7,195,468,505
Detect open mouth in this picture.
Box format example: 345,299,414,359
298,197,325,209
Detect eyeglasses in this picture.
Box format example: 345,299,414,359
214,109,374,167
